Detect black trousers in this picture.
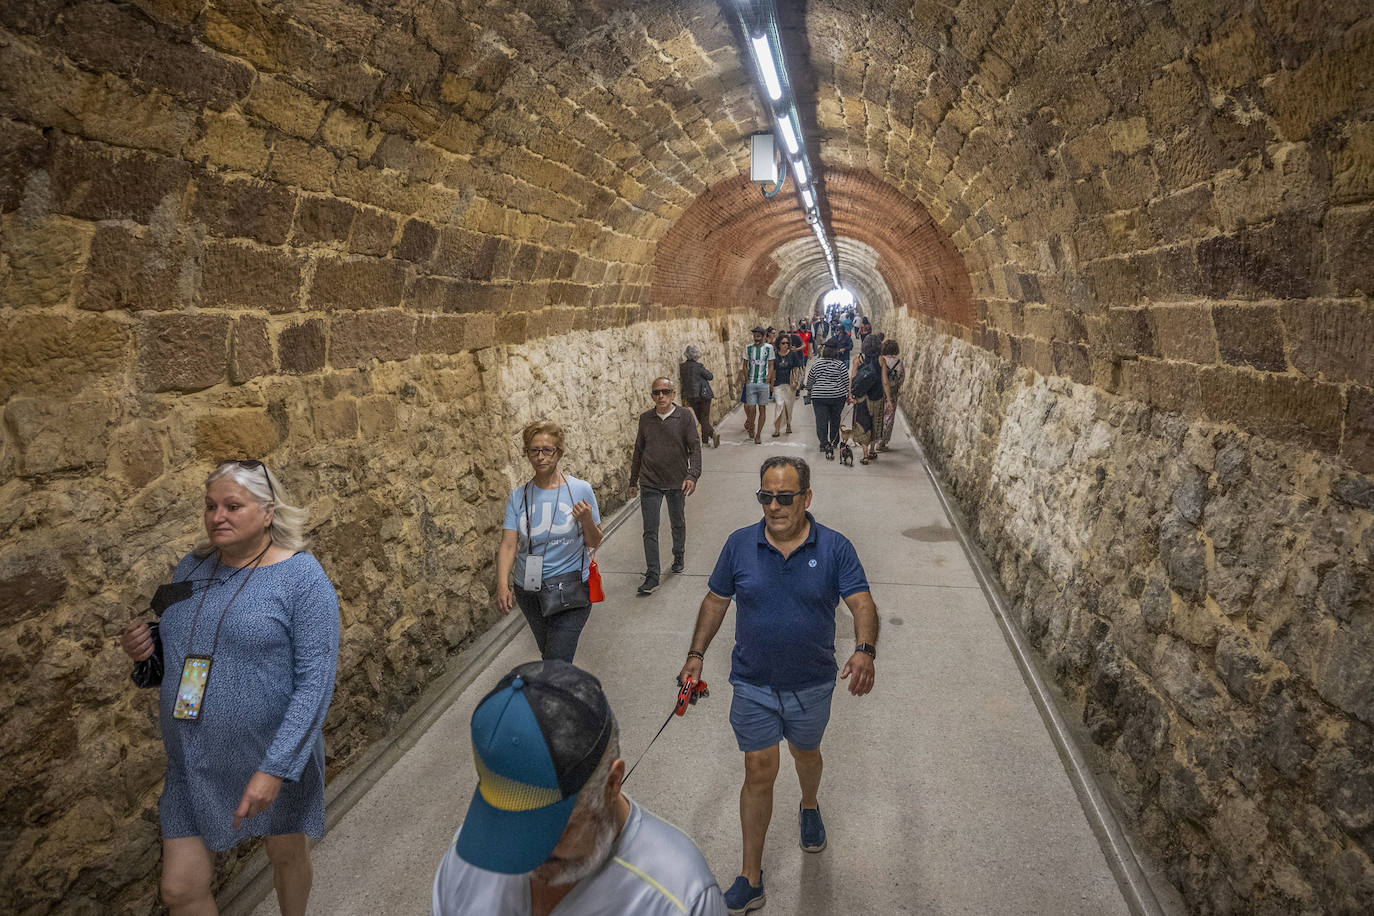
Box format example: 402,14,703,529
812,396,846,449
639,485,686,579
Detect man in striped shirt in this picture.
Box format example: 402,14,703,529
741,327,775,445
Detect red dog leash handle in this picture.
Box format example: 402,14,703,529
675,676,709,716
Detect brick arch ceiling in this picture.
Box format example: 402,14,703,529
652,166,973,325
768,237,896,323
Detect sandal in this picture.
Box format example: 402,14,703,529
860,457,870,465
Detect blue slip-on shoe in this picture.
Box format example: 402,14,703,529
799,805,827,853
723,874,765,914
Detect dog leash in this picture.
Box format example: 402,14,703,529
623,676,709,783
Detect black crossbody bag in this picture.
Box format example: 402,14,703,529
520,480,591,617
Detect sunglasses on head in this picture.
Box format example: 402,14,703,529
755,489,801,506
220,459,275,501
651,388,673,396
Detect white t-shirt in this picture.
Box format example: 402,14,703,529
432,802,725,916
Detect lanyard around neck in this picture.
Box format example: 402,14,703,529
524,476,571,558
185,542,271,657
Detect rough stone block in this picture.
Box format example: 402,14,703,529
2,396,116,476
1147,185,1218,240
267,137,339,191
406,276,493,314
414,315,468,355
1343,387,1374,475
1122,357,1202,414
78,226,183,311
291,196,357,247
1330,121,1374,206
465,313,496,350
357,397,397,438
49,137,190,223
432,228,500,280
1281,300,1374,387
329,311,417,368
1107,308,1155,359
1149,305,1217,364
1213,305,1288,372
184,111,270,174
191,172,296,245
106,418,164,490
1264,20,1374,141
395,219,438,263
1052,341,1091,384
54,0,252,107
311,399,358,440
1197,365,1343,453
278,320,326,375
200,241,303,313
349,208,398,256
245,74,326,139
0,118,50,213
1196,214,1318,300
309,257,408,311
230,317,271,384
193,409,279,461
497,311,528,345
138,313,230,392
1325,207,1374,298
0,312,131,401
1,216,93,309
1314,619,1374,725
0,551,66,625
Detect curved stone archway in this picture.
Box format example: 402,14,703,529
0,1,1370,911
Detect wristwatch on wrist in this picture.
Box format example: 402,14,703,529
855,643,877,659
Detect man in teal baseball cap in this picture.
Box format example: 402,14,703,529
432,660,725,915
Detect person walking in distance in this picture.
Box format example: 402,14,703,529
678,457,879,914
681,345,719,448
629,378,702,595
741,327,774,445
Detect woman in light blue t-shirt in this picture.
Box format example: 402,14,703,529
495,420,603,662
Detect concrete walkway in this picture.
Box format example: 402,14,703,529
253,408,1132,915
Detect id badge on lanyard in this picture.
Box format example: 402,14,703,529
173,654,213,721
522,555,544,591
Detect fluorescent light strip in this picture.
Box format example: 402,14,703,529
776,114,799,155
750,35,782,102
800,188,814,209
793,159,808,186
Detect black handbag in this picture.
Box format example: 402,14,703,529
534,571,592,618
130,621,164,688
129,580,192,688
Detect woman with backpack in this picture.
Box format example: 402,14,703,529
877,339,905,452
850,335,887,464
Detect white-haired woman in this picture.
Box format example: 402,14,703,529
680,344,719,447
120,461,339,916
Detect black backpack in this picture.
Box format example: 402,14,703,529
852,359,882,400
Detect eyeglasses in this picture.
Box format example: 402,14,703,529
651,388,673,397
220,459,275,501
526,447,559,457
755,490,801,506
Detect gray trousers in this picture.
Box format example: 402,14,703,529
639,485,686,579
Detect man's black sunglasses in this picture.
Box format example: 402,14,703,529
755,490,800,506
220,459,275,501
651,388,673,396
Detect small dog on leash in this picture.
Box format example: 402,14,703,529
838,439,854,466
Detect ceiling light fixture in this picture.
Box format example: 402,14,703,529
750,34,783,102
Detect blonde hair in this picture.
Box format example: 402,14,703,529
522,420,565,453
195,462,308,554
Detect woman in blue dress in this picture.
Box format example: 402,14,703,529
494,420,603,662
121,461,340,915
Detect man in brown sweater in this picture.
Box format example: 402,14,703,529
628,377,703,594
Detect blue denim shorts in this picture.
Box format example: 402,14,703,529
729,679,835,752
744,382,771,405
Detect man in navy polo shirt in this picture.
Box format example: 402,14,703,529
678,456,878,915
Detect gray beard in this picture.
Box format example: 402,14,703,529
542,805,619,887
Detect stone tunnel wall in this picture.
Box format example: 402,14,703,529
0,2,762,910
888,311,1373,913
